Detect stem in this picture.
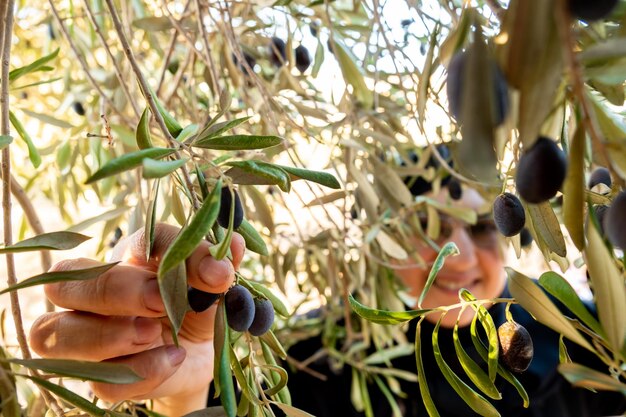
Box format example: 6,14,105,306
104,0,200,210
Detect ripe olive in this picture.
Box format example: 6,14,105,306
588,167,611,190
515,137,567,204
447,177,462,200
569,0,618,21
498,321,534,373
188,287,220,312
72,101,85,116
493,193,526,237
295,45,311,73
269,37,287,67
217,187,244,229
446,49,509,126
604,191,626,249
248,298,275,336
520,227,533,247
225,285,255,332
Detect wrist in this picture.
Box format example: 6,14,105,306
151,386,209,417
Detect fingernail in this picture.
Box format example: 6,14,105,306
143,279,164,312
165,345,186,366
134,317,159,344
199,257,233,285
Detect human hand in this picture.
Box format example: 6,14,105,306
29,223,245,416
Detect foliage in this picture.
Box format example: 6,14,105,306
0,0,625,416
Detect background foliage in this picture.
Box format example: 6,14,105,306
1,0,626,416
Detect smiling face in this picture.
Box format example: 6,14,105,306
394,187,506,328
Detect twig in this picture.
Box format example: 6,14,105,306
80,0,141,118
2,3,64,415
10,174,53,312
193,0,221,96
104,0,201,210
47,0,134,128
554,0,624,188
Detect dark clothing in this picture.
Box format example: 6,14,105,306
284,289,626,417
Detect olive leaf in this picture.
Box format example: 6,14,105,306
225,160,291,192
158,180,222,278
142,157,189,179
432,318,501,417
194,116,252,143
418,242,459,308
271,402,316,417
9,110,41,168
558,363,626,395
229,344,262,405
158,261,188,345
0,231,90,253
526,202,567,257
260,330,288,360
9,48,59,81
0,262,119,295
85,148,177,184
216,303,237,417
144,180,160,261
136,107,153,149
349,294,432,325
236,219,269,256
330,36,373,109
273,164,341,190
415,319,441,417
9,358,141,383
562,124,585,251
193,135,282,150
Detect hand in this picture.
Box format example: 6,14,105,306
29,223,245,416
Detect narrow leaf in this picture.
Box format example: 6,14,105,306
219,327,237,417
0,231,90,253
0,262,118,295
271,403,316,417
195,116,252,142
159,261,187,344
142,157,189,179
507,268,594,352
9,358,141,383
9,110,41,168
432,318,500,416
236,219,269,256
562,124,585,250
260,330,288,360
415,320,440,417
584,223,626,352
194,135,283,150
136,107,153,149
86,148,177,184
558,363,626,395
274,164,341,189
145,180,160,261
349,294,431,325
418,242,459,308
538,272,604,337
9,48,59,81
331,37,373,109
159,180,222,278
526,202,567,257
225,161,291,192
149,87,183,137
19,108,74,128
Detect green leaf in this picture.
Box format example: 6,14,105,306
136,107,153,149
152,91,183,137
363,344,414,365
218,310,237,417
86,148,177,184
470,314,529,408
236,219,269,256
507,268,594,352
9,48,59,81
142,157,189,179
459,290,499,382
213,299,227,397
584,222,626,352
193,135,283,151
432,318,500,417
260,330,288,360
331,37,373,109
196,116,252,142
418,242,459,308
22,375,119,417
9,358,141,383
132,16,174,31
538,272,604,337
210,188,235,261
67,206,130,232
18,108,74,128
453,313,501,400
229,345,262,406
176,123,199,142
242,278,289,318
271,403,316,417
526,202,567,257
225,161,291,192
159,261,187,345
9,110,41,168
261,340,291,404
558,363,626,395
159,180,222,278
273,164,341,189
562,124,585,251
0,262,118,295
415,320,440,417
0,231,90,253
145,180,160,261
349,294,431,325
0,135,12,150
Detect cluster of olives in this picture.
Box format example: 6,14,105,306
586,167,626,249
498,320,534,373
225,285,275,336
269,37,311,73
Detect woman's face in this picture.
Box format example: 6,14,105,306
394,187,506,328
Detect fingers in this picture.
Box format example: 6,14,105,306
45,258,165,317
29,312,162,361
90,345,186,403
